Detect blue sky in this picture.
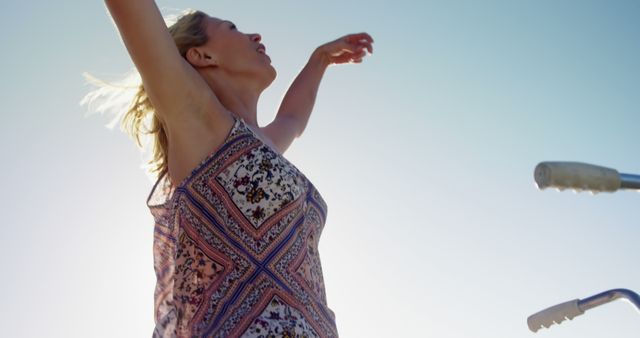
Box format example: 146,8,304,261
1,0,639,337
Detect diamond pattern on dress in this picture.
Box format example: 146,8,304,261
215,144,305,229
241,295,320,338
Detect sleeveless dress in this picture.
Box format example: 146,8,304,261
146,115,338,338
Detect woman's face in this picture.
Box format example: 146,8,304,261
200,16,276,88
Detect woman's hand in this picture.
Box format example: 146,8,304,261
314,32,374,65
268,32,374,154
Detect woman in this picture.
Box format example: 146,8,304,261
103,0,373,336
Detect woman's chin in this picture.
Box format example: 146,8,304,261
265,65,277,81
257,67,276,90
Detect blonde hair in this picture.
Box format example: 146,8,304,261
82,9,209,181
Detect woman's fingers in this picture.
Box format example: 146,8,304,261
319,32,374,65
346,32,374,44
361,42,373,54
345,33,373,54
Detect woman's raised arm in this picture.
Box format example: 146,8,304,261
104,0,223,121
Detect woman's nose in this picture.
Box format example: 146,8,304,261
250,33,261,42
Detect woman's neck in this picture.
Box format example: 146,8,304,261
200,69,262,126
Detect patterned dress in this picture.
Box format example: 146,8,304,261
146,115,338,337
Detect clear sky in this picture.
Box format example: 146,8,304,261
1,0,639,337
